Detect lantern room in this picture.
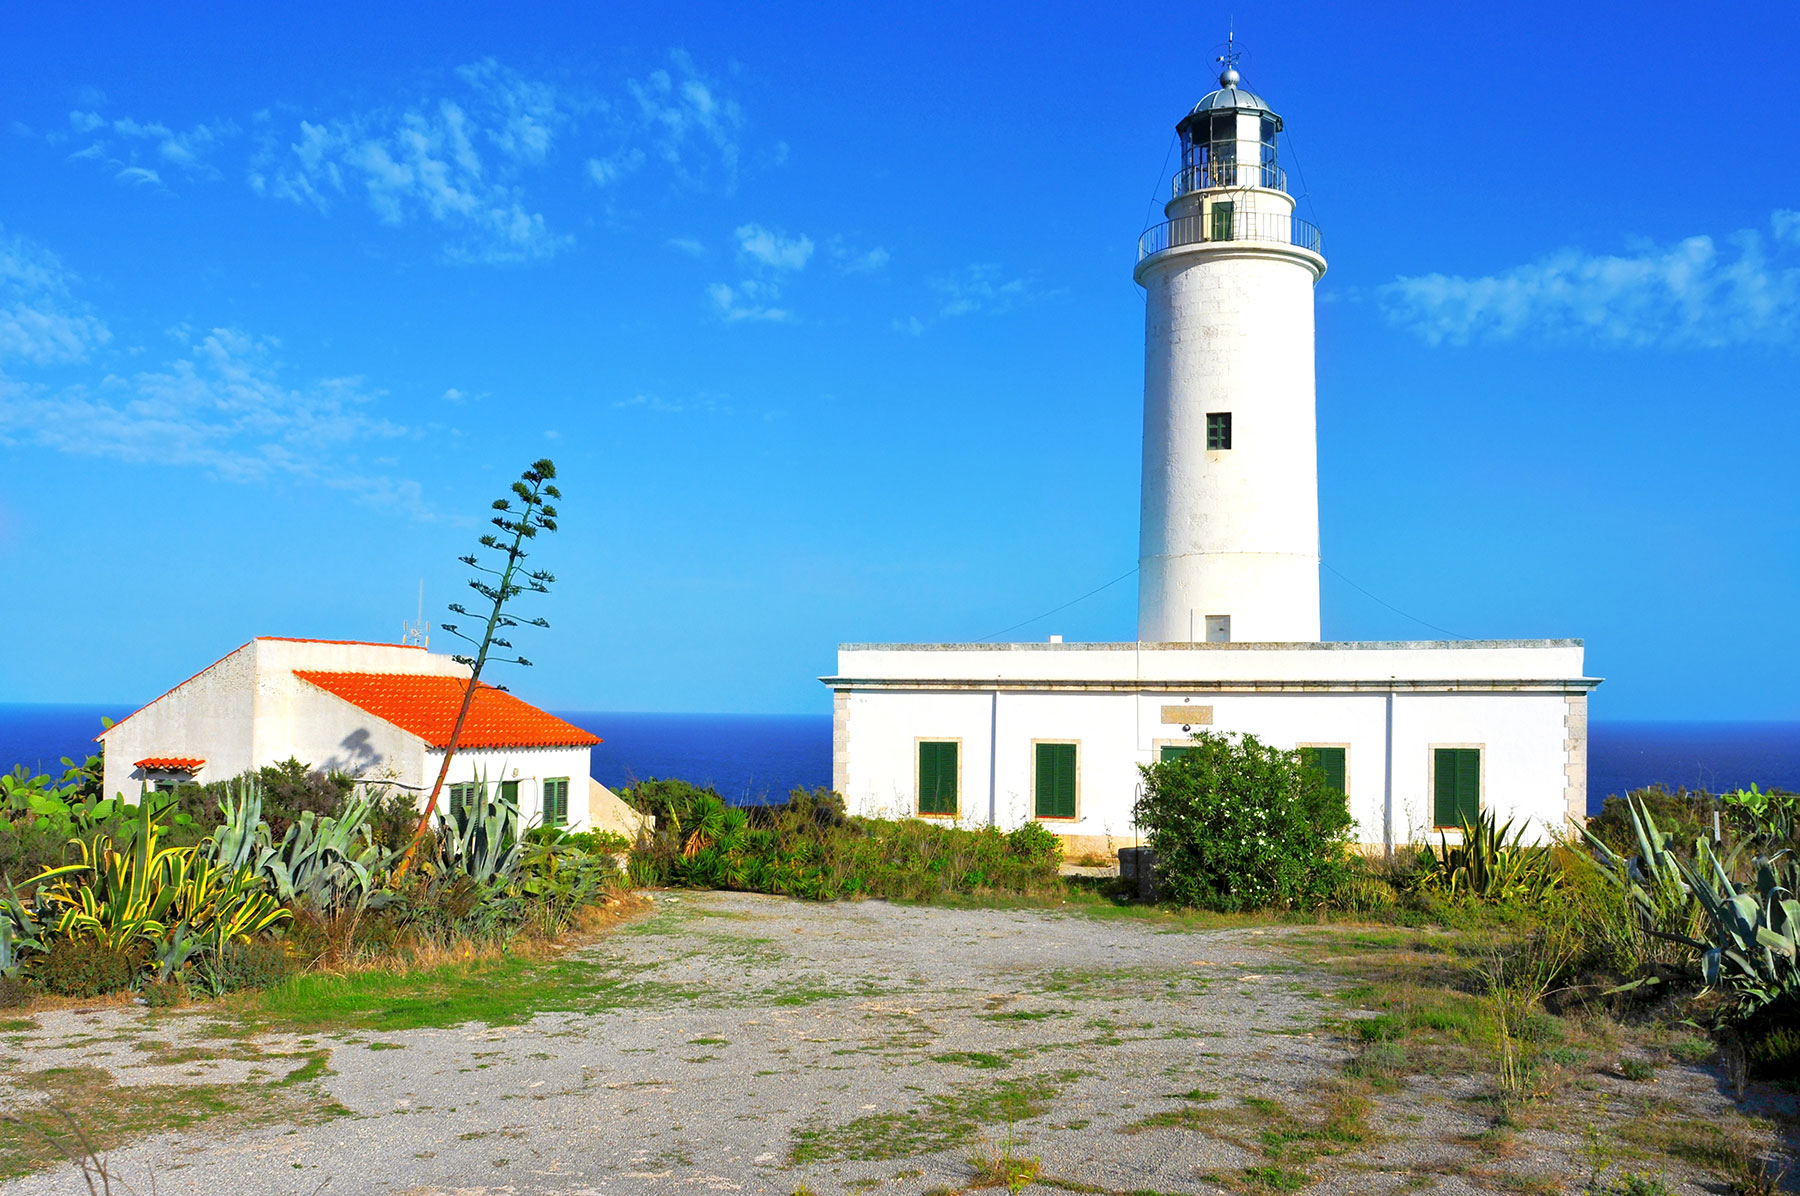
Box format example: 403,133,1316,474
1174,67,1283,195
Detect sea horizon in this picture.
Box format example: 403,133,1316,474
3,701,1796,813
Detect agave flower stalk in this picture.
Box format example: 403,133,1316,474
395,459,561,880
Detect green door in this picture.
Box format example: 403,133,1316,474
1210,200,1235,241
1433,748,1481,827
1034,743,1077,819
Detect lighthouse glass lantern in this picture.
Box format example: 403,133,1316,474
1174,68,1283,193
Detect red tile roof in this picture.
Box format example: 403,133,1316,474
257,637,426,649
135,757,205,771
294,671,601,750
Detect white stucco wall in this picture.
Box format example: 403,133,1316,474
99,641,259,802
827,641,1596,848
426,745,598,832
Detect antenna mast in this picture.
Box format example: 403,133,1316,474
402,579,430,647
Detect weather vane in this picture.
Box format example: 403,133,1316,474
1217,23,1240,77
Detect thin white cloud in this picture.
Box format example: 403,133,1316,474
60,110,238,186
708,279,792,323
1381,210,1800,348
665,236,706,258
626,50,745,190
734,223,813,271
249,60,577,264
899,263,1039,333
586,147,645,187
0,327,428,516
835,244,890,274
936,264,1031,317
0,227,111,364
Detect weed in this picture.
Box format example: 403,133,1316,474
1618,1057,1656,1082
934,1052,1011,1070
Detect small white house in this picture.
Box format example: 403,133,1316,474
98,637,642,835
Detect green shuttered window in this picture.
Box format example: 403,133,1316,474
448,782,481,816
1034,743,1078,819
918,741,958,815
1433,748,1481,827
1160,744,1193,763
1301,747,1347,797
543,777,570,828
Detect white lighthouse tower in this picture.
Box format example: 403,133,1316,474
1135,59,1326,645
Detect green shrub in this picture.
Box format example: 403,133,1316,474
0,974,28,1007
1133,731,1354,911
626,785,1064,902
1005,821,1063,868
255,758,356,839
210,937,296,993
37,936,146,997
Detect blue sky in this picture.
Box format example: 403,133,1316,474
2,2,1796,721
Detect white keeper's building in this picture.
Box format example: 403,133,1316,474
823,64,1598,854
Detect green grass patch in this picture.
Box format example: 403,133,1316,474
930,1051,1010,1070
0,1062,347,1181
0,1019,36,1033
789,1070,1080,1164
225,952,706,1034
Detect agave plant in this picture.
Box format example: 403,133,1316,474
1421,811,1560,903
27,797,289,974
264,789,392,914
1578,792,1692,925
1669,839,1800,1014
435,789,522,885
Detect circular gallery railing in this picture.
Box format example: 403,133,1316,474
1137,208,1325,263
1171,160,1288,197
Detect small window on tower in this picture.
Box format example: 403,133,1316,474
1206,411,1232,450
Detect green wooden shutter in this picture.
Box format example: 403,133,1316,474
1211,200,1235,241
1301,747,1347,796
1035,744,1077,819
544,778,568,827
1434,748,1481,827
919,741,957,815
1160,745,1192,763
499,780,519,809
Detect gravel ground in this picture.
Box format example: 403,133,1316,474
0,892,1786,1195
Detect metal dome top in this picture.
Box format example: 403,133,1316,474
1186,67,1280,123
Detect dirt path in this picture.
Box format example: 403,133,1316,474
0,893,1783,1195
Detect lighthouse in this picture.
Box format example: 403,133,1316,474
1135,63,1326,645
824,50,1595,855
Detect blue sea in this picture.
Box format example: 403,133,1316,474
2,702,1794,811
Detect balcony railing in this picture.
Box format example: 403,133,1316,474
1172,160,1288,197
1137,208,1325,262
